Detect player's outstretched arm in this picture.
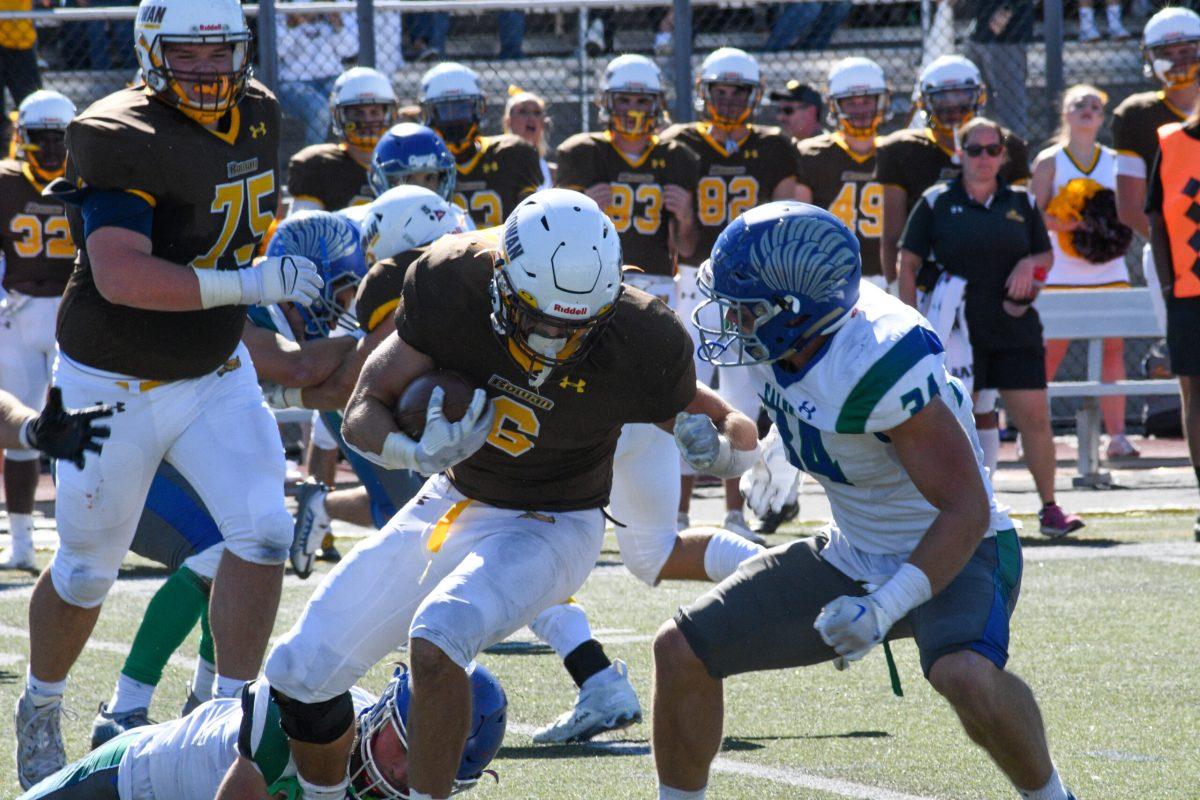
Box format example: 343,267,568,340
0,389,38,452
660,382,759,478
214,755,272,800
244,323,356,392
295,324,394,412
0,387,114,469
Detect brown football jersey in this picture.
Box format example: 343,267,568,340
0,159,73,296
659,122,800,261
354,247,425,333
555,131,701,276
1112,89,1188,177
796,133,883,278
394,231,696,511
874,126,1031,213
287,143,372,211
57,81,280,380
453,134,543,228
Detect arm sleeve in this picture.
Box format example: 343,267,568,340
873,140,904,186
513,144,545,205
286,153,323,207
1144,151,1165,214
898,194,935,258
630,313,698,423
81,190,154,239
66,120,158,199
393,255,439,354
553,139,592,191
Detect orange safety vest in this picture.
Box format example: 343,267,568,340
1158,122,1200,298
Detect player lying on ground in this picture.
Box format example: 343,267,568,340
19,663,506,800
652,202,1078,800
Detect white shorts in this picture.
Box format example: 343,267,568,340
50,344,292,608
310,410,338,451
264,473,605,701
610,422,681,585
0,294,59,460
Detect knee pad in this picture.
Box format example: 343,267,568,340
270,687,355,744
3,448,39,462
49,553,117,609
225,509,292,565
615,526,677,586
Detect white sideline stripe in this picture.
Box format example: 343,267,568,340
506,723,939,800
0,624,198,671
0,652,23,665
0,573,313,602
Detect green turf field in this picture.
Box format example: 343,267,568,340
0,511,1196,799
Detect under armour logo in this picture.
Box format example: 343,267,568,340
651,158,666,169
950,205,964,215
250,122,267,139
559,376,586,393
744,149,759,159
796,400,816,420
482,162,498,173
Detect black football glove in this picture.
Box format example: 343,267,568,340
25,387,116,470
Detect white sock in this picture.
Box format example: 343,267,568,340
1106,3,1122,27
298,774,351,800
659,784,706,800
26,669,66,704
529,602,593,660
409,792,448,800
703,529,763,582
1018,767,1069,800
1079,5,1095,26
213,674,247,699
979,427,1000,477
109,673,155,713
8,513,34,549
191,657,216,702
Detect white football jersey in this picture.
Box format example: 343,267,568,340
753,282,1012,582
116,680,375,800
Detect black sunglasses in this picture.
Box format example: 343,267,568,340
963,143,1003,157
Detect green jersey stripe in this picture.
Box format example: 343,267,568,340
835,326,943,434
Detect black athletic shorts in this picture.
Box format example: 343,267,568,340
675,532,1022,680
1167,295,1200,376
972,344,1047,391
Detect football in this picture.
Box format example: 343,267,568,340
395,369,481,439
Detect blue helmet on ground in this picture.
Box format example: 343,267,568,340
349,663,507,799
369,123,457,201
693,201,861,366
265,210,368,337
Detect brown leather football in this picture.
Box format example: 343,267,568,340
395,369,480,439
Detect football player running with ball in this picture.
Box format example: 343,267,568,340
254,189,758,800
16,0,323,787
652,203,1078,800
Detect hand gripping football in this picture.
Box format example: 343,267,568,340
395,370,481,439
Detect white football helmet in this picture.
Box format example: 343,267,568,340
133,0,252,124
1143,7,1200,87
697,47,762,130
600,54,665,137
917,55,986,134
826,57,889,139
16,90,76,181
360,185,461,264
331,67,397,150
419,62,485,152
491,189,623,385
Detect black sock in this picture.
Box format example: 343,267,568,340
563,639,611,689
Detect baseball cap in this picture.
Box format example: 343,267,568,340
767,80,822,106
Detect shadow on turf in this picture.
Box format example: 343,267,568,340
1017,535,1123,549
501,732,886,760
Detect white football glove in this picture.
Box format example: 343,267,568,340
674,412,722,470
740,426,800,518
241,255,324,307
374,386,495,475
262,383,304,410
813,594,889,664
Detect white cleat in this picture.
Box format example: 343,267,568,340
15,690,69,789
0,544,36,571
532,660,642,744
290,480,331,580
723,510,766,546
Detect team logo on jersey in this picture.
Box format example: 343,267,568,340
752,216,856,302
250,123,268,139
227,158,260,178
489,374,554,410
217,356,242,376
1005,209,1024,223
796,400,816,420
558,376,586,394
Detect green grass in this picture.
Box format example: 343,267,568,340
0,511,1197,798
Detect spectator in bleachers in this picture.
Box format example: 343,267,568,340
899,117,1086,538
68,0,136,70
503,86,552,188
1031,84,1139,460
276,1,356,146
764,2,851,52
406,7,449,62
496,10,525,59
0,0,41,141
964,0,1033,140
767,80,823,141
1146,106,1200,541
1078,0,1131,41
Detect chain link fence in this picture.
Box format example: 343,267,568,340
0,0,1183,432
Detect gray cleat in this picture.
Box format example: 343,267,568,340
15,690,69,789
90,702,153,749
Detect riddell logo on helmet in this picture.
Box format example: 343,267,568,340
552,303,588,316
197,23,226,32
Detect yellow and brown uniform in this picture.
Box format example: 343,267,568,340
287,143,372,211
796,133,884,279
874,126,1031,214
660,122,800,261
453,134,543,228
1112,89,1188,180
555,131,700,277
0,159,73,295
58,80,281,380
395,231,696,511
354,248,425,333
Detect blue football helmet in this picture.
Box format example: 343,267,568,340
694,201,861,366
265,211,368,337
369,123,457,201
349,663,507,799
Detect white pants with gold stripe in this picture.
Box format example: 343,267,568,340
265,472,605,703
